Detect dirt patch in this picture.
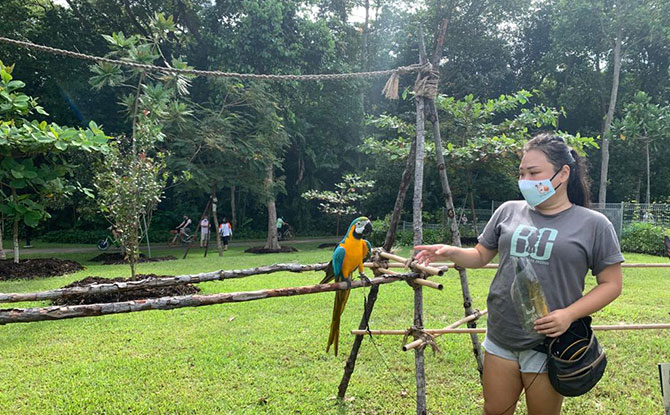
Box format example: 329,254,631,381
318,243,338,249
244,246,299,254
0,258,85,280
51,274,200,306
89,253,177,265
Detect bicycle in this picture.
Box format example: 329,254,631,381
278,224,295,241
96,232,121,251
168,228,193,247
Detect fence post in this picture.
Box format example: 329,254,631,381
660,363,670,415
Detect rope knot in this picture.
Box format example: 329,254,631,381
403,326,441,354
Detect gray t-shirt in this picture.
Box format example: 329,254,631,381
478,201,624,350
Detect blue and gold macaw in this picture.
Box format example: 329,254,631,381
320,217,373,355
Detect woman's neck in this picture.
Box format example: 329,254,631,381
535,193,573,215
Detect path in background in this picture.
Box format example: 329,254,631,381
4,237,339,255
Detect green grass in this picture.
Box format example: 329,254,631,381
0,245,668,414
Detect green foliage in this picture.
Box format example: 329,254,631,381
38,229,104,244
0,60,109,261
620,222,670,256
90,17,192,276
303,174,375,236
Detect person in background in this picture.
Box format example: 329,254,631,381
176,215,192,237
219,217,233,251
200,216,210,247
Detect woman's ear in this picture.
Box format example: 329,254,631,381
561,165,571,183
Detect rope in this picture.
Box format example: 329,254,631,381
402,327,441,354
0,36,429,82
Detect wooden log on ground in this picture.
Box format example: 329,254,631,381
0,272,419,325
0,263,330,303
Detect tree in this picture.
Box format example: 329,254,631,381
302,173,375,236
614,91,670,204
89,16,193,277
0,61,109,263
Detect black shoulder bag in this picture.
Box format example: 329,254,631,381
536,316,608,397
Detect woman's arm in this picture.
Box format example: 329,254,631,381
414,243,497,269
534,262,623,337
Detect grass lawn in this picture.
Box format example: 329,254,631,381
0,244,668,414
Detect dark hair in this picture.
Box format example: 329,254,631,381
524,133,591,208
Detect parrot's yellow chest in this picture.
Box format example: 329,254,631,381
339,236,367,278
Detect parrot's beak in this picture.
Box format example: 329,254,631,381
363,221,372,235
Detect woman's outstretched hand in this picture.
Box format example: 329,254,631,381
414,244,452,265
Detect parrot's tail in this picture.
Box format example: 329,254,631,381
326,288,351,356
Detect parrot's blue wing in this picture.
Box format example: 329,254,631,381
364,240,372,261
332,245,346,282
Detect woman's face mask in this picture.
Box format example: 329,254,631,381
518,168,563,207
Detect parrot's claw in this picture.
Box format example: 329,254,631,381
346,279,352,290
359,273,371,285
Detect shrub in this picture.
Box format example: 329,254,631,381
39,229,105,244
620,222,670,256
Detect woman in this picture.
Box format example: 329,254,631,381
416,133,623,415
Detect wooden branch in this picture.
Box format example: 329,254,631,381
0,272,418,325
0,263,330,303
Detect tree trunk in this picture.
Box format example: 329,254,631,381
230,185,237,230
211,183,223,257
646,139,651,205
0,214,6,260
598,25,623,206
264,165,280,250
13,218,20,264
359,0,369,109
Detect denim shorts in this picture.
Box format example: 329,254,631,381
483,335,549,373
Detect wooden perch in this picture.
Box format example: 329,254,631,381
377,252,447,276
0,272,419,325
0,263,330,304
375,268,442,290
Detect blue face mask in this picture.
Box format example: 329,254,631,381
518,169,563,207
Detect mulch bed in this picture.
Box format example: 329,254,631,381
51,274,201,306
318,243,338,249
244,246,299,254
89,253,177,265
0,258,85,281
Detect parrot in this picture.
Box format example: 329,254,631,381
320,216,373,356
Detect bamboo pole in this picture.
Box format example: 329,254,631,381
0,263,330,303
354,323,670,336
374,268,442,290
403,309,488,351
0,272,418,325
371,262,670,269
377,252,446,276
